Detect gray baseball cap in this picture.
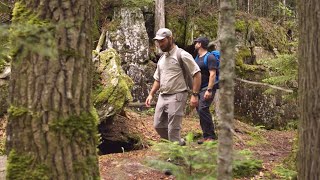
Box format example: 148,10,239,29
153,28,172,40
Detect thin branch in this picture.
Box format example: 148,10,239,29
235,78,294,93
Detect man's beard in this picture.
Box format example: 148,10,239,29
194,47,199,54
161,39,172,52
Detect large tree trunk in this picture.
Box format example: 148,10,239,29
6,0,100,179
298,0,320,179
217,0,236,179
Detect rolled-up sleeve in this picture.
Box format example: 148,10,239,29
153,64,160,81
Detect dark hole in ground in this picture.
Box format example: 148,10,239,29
98,136,141,155
97,119,142,155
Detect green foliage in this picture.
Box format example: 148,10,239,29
233,150,263,178
235,20,246,32
272,2,294,21
7,149,50,180
147,133,262,179
141,107,155,116
261,54,298,95
50,112,99,145
273,165,297,179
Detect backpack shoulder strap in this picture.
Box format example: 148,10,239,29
177,48,183,68
177,48,192,89
203,52,211,68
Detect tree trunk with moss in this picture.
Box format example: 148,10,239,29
6,0,100,179
217,0,236,179
298,0,320,179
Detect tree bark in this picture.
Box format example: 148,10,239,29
298,0,320,179
217,0,236,180
6,0,100,179
155,0,165,53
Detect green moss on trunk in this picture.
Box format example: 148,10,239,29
50,111,99,145
8,105,29,117
7,150,50,180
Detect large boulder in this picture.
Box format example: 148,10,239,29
92,48,147,154
92,48,133,122
104,7,154,103
235,79,298,129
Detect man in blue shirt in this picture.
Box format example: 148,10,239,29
194,37,219,144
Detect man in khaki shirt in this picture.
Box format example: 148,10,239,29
145,28,201,145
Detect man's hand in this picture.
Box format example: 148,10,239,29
204,91,212,100
190,95,199,108
145,94,153,107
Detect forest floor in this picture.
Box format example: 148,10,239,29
0,110,296,180
98,110,296,180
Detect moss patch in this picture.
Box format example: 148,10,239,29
8,105,29,117
10,2,57,60
7,149,50,180
235,19,246,32
50,111,99,144
235,47,262,77
92,49,133,117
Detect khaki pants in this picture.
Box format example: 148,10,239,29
154,92,188,143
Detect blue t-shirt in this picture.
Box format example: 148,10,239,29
196,54,219,88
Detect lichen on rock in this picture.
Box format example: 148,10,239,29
92,48,133,122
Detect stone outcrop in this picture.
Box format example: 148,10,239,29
92,48,133,122
104,7,154,103
234,74,298,129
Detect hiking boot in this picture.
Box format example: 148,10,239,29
197,137,215,144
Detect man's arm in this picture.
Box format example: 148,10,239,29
145,80,160,107
204,54,218,100
204,69,216,100
192,71,201,94
190,71,201,108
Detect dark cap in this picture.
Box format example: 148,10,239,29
153,28,172,40
194,37,209,48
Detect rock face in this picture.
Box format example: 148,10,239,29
234,77,298,129
105,7,153,103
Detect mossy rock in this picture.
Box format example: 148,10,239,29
235,46,266,79
0,82,8,117
92,48,133,122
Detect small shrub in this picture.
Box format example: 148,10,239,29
147,133,263,179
